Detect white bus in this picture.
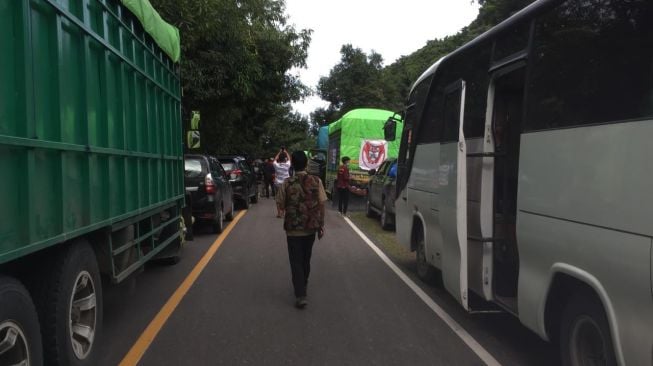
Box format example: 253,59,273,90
387,0,653,364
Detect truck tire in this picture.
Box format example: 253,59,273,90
560,290,617,366
35,240,102,366
212,203,224,234
0,276,43,366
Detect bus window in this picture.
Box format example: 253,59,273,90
442,82,463,142
526,0,653,131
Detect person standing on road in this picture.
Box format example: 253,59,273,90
274,148,291,218
263,158,276,198
336,156,351,215
276,151,326,309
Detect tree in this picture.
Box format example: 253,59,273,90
315,45,388,121
151,0,313,157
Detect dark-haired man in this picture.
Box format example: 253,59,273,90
336,156,351,215
276,151,326,309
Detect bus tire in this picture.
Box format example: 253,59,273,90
560,290,617,366
0,276,43,366
36,240,103,366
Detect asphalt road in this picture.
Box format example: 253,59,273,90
96,197,557,366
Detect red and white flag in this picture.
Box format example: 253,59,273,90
359,140,387,171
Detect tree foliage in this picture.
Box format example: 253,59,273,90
151,0,314,157
312,0,537,125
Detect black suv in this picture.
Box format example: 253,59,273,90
218,156,258,208
184,154,235,233
366,158,397,230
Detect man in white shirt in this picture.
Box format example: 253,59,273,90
273,148,291,217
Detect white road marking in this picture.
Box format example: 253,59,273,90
343,216,502,366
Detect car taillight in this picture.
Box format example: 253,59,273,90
230,169,242,180
205,173,216,194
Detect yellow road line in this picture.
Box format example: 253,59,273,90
119,210,247,366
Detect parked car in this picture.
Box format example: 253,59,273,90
218,155,258,208
366,158,397,230
185,154,235,233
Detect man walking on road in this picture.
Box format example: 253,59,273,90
276,151,326,309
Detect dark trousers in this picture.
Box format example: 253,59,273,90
337,187,349,214
263,178,274,197
287,233,316,297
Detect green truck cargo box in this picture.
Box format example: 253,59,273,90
0,0,183,364
325,108,403,194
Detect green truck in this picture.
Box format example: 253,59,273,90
325,108,403,195
1,0,183,364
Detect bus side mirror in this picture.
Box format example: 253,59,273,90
383,118,397,141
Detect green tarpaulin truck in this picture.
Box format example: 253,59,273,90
325,109,402,196
0,0,183,364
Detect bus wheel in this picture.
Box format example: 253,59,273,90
560,291,617,366
37,240,102,366
0,276,43,366
416,236,437,282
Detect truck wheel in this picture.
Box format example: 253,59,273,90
36,240,102,366
0,276,43,366
225,200,235,221
416,236,437,283
381,203,393,230
560,291,617,366
212,204,224,234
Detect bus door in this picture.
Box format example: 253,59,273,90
439,80,469,310
480,64,526,313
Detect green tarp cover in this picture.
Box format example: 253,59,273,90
121,0,180,62
328,108,403,170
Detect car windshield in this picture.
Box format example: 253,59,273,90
184,158,204,178
220,162,235,172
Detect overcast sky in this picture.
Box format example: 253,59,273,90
284,0,481,116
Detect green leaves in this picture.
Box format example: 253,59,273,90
151,0,313,157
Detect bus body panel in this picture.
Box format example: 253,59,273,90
517,125,653,365
518,121,653,237
517,213,652,366
439,141,468,308
405,143,443,267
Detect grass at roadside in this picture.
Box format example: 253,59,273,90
348,212,416,270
